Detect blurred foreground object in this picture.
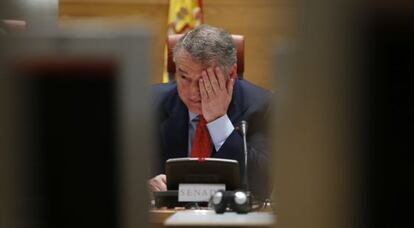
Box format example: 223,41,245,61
273,0,359,228
273,1,414,228
360,2,414,227
0,22,152,228
0,0,57,32
1,20,27,34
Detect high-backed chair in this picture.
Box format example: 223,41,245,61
167,34,245,81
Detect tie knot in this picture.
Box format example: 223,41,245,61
198,115,207,126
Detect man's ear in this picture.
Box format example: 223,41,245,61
229,64,237,79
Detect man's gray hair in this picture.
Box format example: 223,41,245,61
173,24,237,73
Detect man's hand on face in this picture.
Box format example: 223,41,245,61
199,67,234,122
148,174,167,192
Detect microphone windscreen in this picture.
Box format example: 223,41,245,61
240,120,248,135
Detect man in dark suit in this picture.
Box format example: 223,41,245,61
148,25,272,199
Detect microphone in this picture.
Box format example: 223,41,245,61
211,120,252,214
238,120,249,191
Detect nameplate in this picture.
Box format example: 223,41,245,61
178,184,225,202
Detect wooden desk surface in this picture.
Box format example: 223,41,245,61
150,209,176,228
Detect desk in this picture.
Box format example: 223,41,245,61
150,208,275,228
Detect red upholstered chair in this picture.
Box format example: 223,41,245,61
167,34,245,81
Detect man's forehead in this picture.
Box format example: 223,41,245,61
176,55,201,66
176,50,218,68
176,62,204,74
176,61,216,75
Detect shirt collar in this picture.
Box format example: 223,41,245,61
188,111,199,122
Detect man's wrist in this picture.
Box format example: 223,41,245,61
204,112,226,123
206,114,234,151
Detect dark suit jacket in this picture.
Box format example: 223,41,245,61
151,79,273,199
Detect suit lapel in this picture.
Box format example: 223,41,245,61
227,79,243,124
160,94,189,159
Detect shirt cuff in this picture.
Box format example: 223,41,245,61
206,114,234,152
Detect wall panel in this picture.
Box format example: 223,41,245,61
59,0,296,88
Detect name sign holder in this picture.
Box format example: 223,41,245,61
178,184,226,202
178,184,225,202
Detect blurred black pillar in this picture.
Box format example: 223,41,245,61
361,2,414,228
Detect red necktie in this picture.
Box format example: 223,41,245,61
191,115,211,159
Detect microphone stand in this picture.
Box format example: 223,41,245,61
239,120,249,191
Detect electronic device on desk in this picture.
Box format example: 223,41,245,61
210,190,252,214
153,157,241,208
167,157,241,190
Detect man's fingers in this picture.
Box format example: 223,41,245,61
156,181,167,191
199,73,208,100
153,180,167,191
148,174,168,192
148,179,161,191
152,185,161,192
160,174,167,184
207,67,220,93
203,69,214,96
227,78,234,96
156,174,167,191
215,67,226,90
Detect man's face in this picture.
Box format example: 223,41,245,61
175,51,205,114
175,51,229,114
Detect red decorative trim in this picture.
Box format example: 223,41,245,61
175,23,191,34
